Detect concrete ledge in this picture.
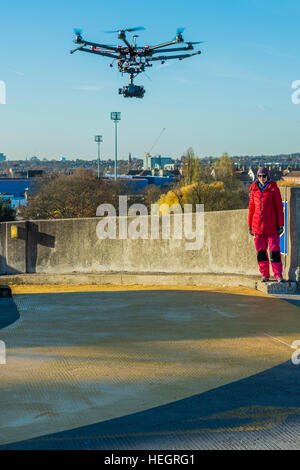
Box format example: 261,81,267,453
256,280,298,295
2,274,299,296
0,272,259,289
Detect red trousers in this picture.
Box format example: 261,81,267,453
254,233,282,279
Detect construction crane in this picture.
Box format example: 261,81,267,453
144,128,166,170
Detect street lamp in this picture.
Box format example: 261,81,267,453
94,135,103,178
110,112,121,180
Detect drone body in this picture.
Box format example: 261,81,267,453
70,27,203,98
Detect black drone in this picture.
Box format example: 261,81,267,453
70,27,203,98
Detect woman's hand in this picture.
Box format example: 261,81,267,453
249,227,254,236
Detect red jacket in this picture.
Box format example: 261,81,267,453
248,180,284,234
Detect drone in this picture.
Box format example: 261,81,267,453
70,27,203,98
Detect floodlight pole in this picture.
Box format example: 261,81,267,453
94,135,103,178
110,112,121,180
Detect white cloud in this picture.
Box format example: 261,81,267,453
257,104,272,112
0,66,24,76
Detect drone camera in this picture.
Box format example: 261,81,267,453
119,84,145,98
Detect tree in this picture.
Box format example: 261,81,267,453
212,152,239,189
0,199,15,222
139,184,165,211
19,169,120,220
157,180,248,213
182,147,214,185
173,149,248,211
182,147,197,185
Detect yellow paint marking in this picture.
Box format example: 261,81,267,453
8,284,271,297
10,226,18,239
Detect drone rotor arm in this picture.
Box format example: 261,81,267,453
147,40,178,51
80,48,119,59
151,45,194,54
149,51,201,61
70,44,87,54
83,40,119,52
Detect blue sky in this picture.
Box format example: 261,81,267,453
0,0,300,160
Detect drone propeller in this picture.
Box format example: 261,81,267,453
173,27,185,40
73,28,83,36
127,26,145,32
186,41,204,45
105,26,145,33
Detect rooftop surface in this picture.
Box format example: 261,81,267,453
0,285,300,450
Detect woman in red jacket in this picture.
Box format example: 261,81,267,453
248,167,284,282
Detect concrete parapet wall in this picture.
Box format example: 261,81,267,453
0,188,299,281
0,209,259,276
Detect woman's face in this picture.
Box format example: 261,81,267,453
258,174,267,182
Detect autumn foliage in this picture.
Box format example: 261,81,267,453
162,150,249,212
20,169,121,220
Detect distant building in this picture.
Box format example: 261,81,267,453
104,175,149,191
143,154,174,170
0,177,33,209
163,163,181,172
0,193,14,202
104,173,175,189
9,168,43,178
0,178,34,198
248,168,255,182
0,153,6,161
30,156,40,162
282,171,300,184
0,194,27,210
11,197,27,210
143,153,151,170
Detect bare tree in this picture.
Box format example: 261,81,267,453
20,169,119,220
